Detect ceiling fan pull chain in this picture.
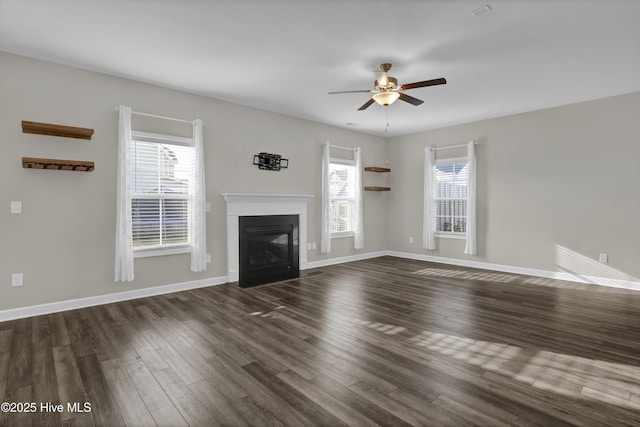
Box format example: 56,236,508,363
385,108,390,133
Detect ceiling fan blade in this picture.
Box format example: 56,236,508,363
398,92,424,106
357,98,375,111
373,70,388,86
400,77,447,91
328,89,372,94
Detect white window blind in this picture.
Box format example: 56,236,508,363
130,133,195,251
434,158,469,235
328,160,356,234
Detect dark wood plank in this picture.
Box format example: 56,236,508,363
125,331,169,373
189,380,251,426
99,321,141,366
1,385,33,427
76,354,125,426
276,369,383,426
5,319,32,395
140,327,204,386
63,310,94,359
31,337,61,427
52,345,92,425
348,379,444,426
230,395,287,427
100,358,155,426
125,360,187,427
242,361,348,426
77,309,118,362
0,329,14,402
311,374,413,427
151,367,212,426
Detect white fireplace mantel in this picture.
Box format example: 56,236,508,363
222,193,314,282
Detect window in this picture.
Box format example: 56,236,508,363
130,131,195,255
328,159,357,235
434,157,469,237
320,143,364,254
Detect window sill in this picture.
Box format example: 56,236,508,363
331,231,355,239
133,244,191,258
435,232,466,240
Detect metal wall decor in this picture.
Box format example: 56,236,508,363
253,152,289,171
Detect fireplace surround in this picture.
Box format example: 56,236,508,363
222,193,313,285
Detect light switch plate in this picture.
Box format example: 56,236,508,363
12,273,23,287
11,201,22,214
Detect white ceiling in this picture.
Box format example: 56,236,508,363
1,0,639,137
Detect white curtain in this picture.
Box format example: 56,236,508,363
423,147,436,250
190,119,207,272
353,147,364,249
465,141,477,255
320,141,331,253
115,105,134,282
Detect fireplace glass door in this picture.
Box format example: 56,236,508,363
239,215,299,287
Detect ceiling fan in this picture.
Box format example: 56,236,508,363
329,63,446,110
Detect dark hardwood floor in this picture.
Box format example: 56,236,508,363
1,256,640,426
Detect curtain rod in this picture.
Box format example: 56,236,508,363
327,143,356,151
114,107,204,125
430,141,477,151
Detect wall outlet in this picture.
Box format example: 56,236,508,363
598,253,608,264
206,253,211,263
312,242,317,250
12,273,23,287
409,236,414,244
307,243,312,250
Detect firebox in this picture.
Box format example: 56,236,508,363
239,215,299,288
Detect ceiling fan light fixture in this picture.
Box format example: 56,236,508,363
329,63,445,111
372,91,400,106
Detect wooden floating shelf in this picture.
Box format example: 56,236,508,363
22,120,94,140
364,166,391,173
364,186,391,191
22,157,95,172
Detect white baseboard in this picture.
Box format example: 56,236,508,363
304,250,388,269
387,251,640,291
0,276,228,322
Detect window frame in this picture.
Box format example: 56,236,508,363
434,156,469,240
328,157,357,238
130,130,195,258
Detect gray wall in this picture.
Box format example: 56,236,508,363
387,92,640,282
0,52,387,310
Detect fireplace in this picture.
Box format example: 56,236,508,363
222,193,314,285
239,215,299,287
